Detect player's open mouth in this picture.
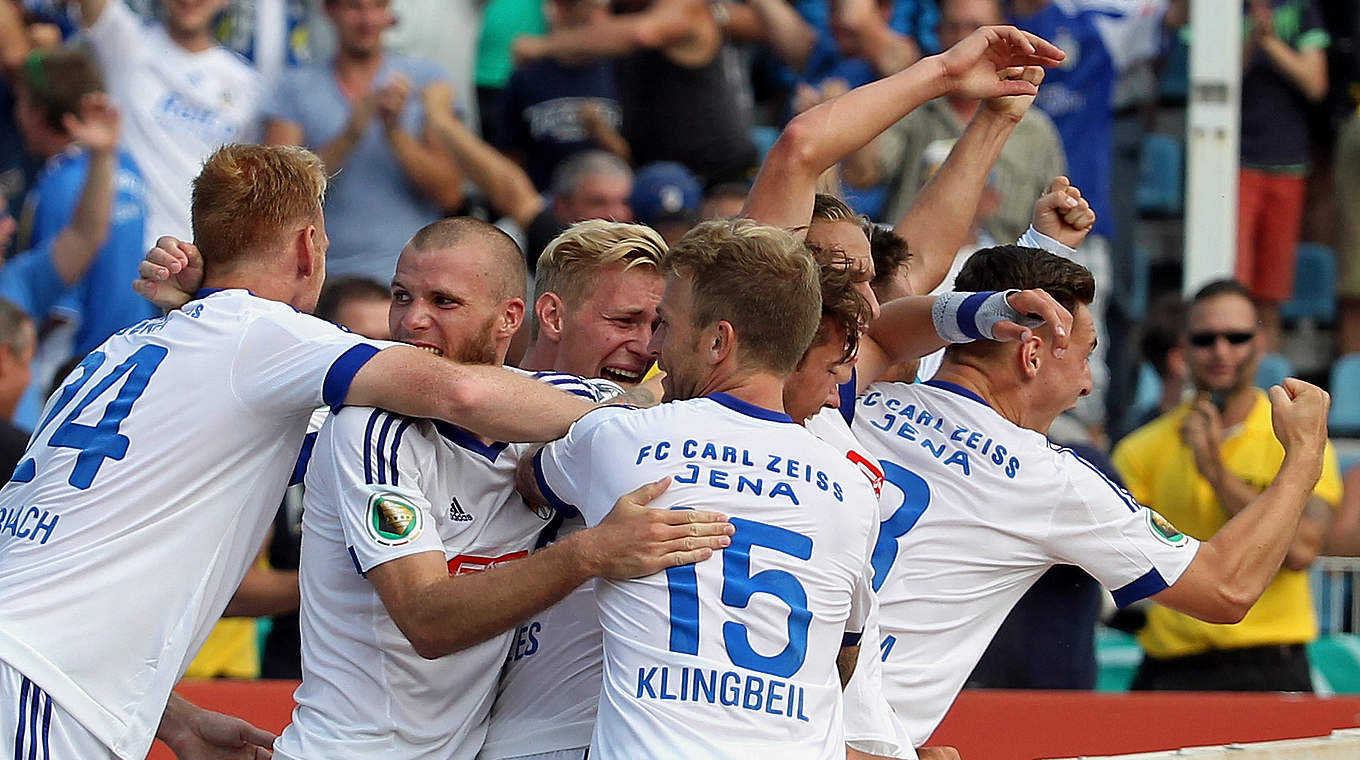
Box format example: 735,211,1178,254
600,366,643,384
414,344,444,357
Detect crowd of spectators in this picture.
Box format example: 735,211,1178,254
0,0,1357,700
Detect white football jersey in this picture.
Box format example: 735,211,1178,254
0,289,385,759
804,407,915,759
848,380,1201,744
88,0,262,246
534,394,878,760
480,376,623,760
274,374,597,759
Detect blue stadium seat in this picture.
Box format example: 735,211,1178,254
1281,242,1338,323
750,126,780,164
1136,134,1183,217
1255,353,1294,390
1329,354,1360,436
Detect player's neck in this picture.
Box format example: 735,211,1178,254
201,267,311,311
165,25,216,53
698,370,788,417
929,363,1031,429
518,339,555,373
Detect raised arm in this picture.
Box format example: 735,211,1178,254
49,93,118,285
745,0,817,71
513,0,715,67
378,75,466,211
1249,0,1327,102
422,83,545,227
1151,379,1330,622
742,25,1064,232
896,66,1042,294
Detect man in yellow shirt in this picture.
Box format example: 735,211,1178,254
1114,279,1341,691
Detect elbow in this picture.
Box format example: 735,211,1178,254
1284,542,1321,573
1204,584,1256,624
768,115,822,177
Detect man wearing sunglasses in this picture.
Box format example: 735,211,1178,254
1113,278,1342,692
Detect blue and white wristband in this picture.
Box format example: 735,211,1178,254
932,289,1039,343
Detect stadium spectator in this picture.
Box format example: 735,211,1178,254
0,298,32,471
498,0,620,190
699,180,748,220
261,0,464,286
315,276,392,339
1113,279,1341,692
474,0,546,141
1336,109,1360,354
0,90,119,332
74,0,262,247
1237,0,1329,351
628,161,701,245
422,87,634,268
512,0,757,184
1127,294,1188,433
14,48,155,356
848,0,1064,244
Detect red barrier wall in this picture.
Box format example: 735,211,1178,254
148,682,1360,760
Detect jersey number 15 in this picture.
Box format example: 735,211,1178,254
664,516,813,679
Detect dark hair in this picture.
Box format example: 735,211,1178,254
805,243,871,365
315,277,389,323
947,244,1095,360
869,224,911,292
954,244,1095,312
1189,278,1253,308
18,47,103,133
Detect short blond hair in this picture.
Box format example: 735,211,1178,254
533,219,667,337
191,144,328,273
663,219,821,375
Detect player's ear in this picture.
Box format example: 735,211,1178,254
1018,331,1043,379
710,320,736,365
536,292,564,343
501,298,526,339
296,225,319,279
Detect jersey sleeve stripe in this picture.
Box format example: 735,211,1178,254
1111,566,1169,608
362,409,382,485
1057,445,1141,513
532,447,580,518
322,343,381,411
389,419,414,488
290,432,318,486
374,414,397,485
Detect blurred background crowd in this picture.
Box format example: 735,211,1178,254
0,0,1359,700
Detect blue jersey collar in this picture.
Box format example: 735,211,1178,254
921,379,992,408
707,392,795,424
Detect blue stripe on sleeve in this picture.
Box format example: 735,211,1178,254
533,447,580,519
363,409,380,485
1112,567,1170,608
390,419,413,488
1058,446,1141,513
39,689,49,760
956,291,993,342
375,414,396,485
323,343,382,411
14,677,27,759
290,432,318,486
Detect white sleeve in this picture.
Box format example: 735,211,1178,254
1016,225,1077,257
318,407,451,572
84,0,147,82
230,309,397,416
1088,0,1168,72
1044,448,1200,607
843,600,918,758
846,487,880,637
532,406,633,526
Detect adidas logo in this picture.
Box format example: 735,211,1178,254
448,497,474,523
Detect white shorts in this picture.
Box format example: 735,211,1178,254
0,660,113,760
